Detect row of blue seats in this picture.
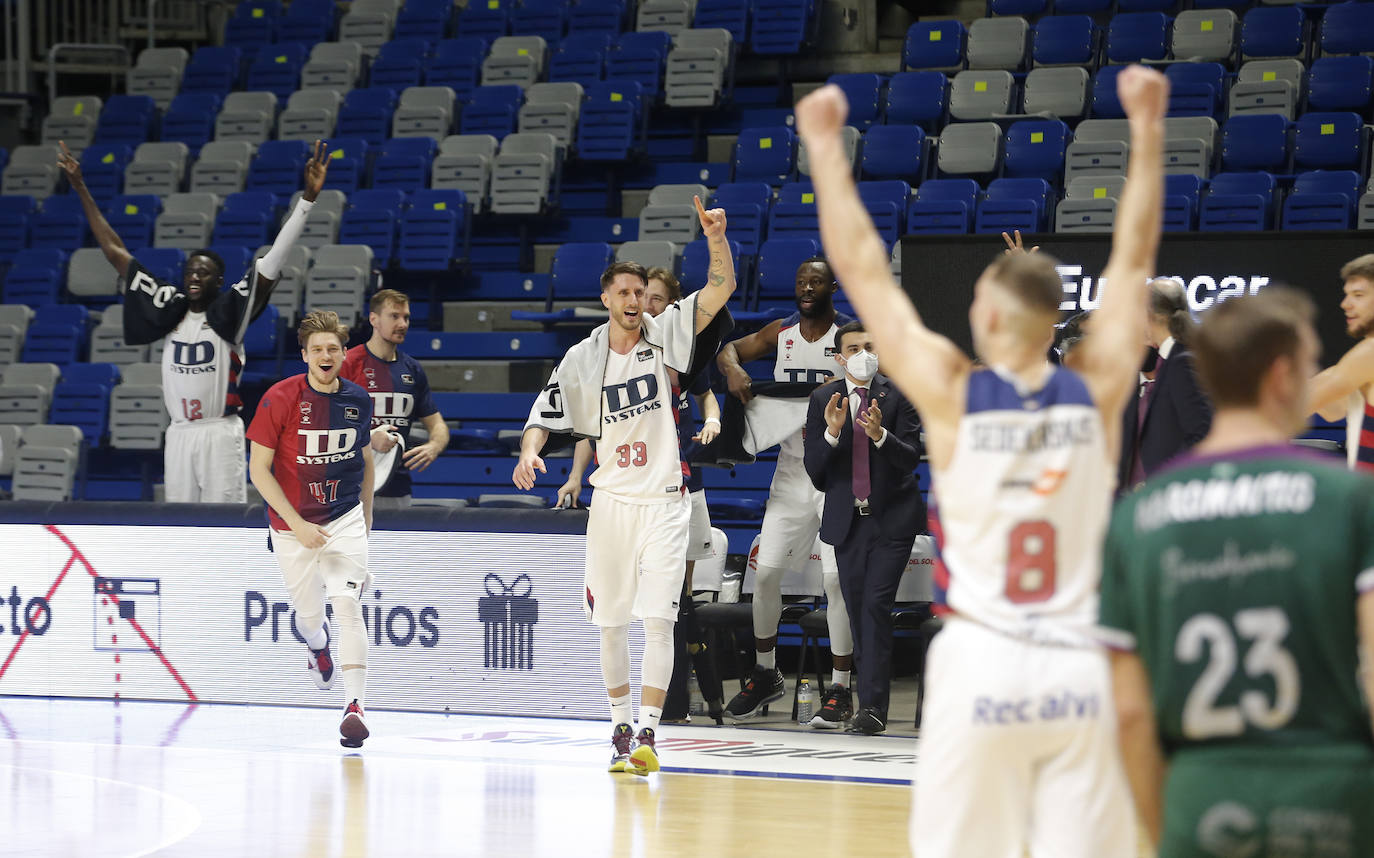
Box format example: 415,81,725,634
987,0,1361,18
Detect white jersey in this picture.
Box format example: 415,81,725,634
930,366,1113,646
772,311,849,458
161,310,245,424
589,340,686,502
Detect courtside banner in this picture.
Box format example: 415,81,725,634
0,523,647,718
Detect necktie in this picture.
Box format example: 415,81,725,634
852,387,871,502
1131,371,1160,486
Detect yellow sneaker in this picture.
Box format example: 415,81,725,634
628,727,660,776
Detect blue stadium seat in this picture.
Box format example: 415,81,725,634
396,0,457,42
399,189,468,271
860,124,926,182
76,144,132,205
513,0,568,48
709,182,772,258
160,94,222,155
425,38,491,102
458,0,512,41
104,194,162,250
906,178,979,234
225,0,282,46
92,95,158,147
30,196,89,250
693,0,749,47
371,137,438,193
23,322,83,364
1293,112,1365,171
885,71,947,131
0,196,35,266
320,136,372,194
209,243,254,284
1165,62,1224,118
1199,171,1276,231
243,302,279,356
339,189,405,268
1282,169,1362,230
1032,15,1095,67
49,380,110,442
991,0,1046,16
181,46,243,98
1163,173,1203,231
752,0,815,56
767,182,819,241
1003,119,1070,186
244,44,307,101
551,242,615,298
607,32,672,103
826,74,883,129
213,191,280,247
63,363,120,386
133,247,186,283
370,39,433,91
34,304,91,330
857,180,911,247
335,87,399,145
1220,114,1289,172
577,82,644,161
2,249,66,305
1320,2,1374,58
976,178,1052,234
1091,65,1127,118
277,0,338,46
1107,12,1170,65
1308,57,1374,115
245,139,310,196
1193,0,1246,9
680,236,741,291
733,126,796,185
459,85,525,139
1118,0,1175,13
903,21,966,71
756,237,821,300
550,34,611,87
569,0,627,36
1054,0,1110,13
1240,7,1305,61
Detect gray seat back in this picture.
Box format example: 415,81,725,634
967,17,1029,71
949,71,1014,120
1023,67,1088,118
937,122,1002,175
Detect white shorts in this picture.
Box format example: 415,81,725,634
912,617,1135,858
271,504,370,609
685,489,713,561
165,416,246,503
584,491,690,626
754,453,825,569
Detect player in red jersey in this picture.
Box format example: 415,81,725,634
247,310,375,748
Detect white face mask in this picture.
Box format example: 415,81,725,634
845,349,878,383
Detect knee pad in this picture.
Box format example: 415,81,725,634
641,617,675,692
329,595,368,668
599,624,631,691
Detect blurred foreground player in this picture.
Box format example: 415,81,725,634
1101,289,1374,856
248,310,375,748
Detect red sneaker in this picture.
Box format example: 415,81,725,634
340,700,369,748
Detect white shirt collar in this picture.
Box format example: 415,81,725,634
1159,336,1176,360
845,377,870,396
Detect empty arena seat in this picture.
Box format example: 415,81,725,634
1320,2,1374,58
1240,6,1306,61
1199,171,1277,231
1106,13,1170,65
1308,57,1374,115
903,20,966,72
733,126,797,185
885,71,947,130
906,178,979,234
860,125,926,182
1220,114,1289,172
551,242,615,298
398,188,468,271
1294,112,1365,171
1282,169,1362,230
1032,15,1095,67
1003,119,1070,185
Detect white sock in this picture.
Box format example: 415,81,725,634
343,667,366,711
832,669,850,688
304,624,328,651
610,693,633,727
639,705,662,732
757,650,775,670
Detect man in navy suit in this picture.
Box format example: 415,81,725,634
803,321,925,734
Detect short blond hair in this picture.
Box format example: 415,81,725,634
298,310,350,348
1341,254,1374,283
369,288,409,315
645,266,681,301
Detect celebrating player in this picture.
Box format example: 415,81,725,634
247,310,375,749
796,64,1169,856
1101,289,1374,855
340,289,449,507
58,139,330,503
512,197,735,776
1304,255,1374,470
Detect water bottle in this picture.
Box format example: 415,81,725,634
688,669,706,717
797,678,816,725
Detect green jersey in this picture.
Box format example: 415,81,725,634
1100,445,1374,756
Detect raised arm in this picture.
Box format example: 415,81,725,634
716,321,781,404
795,86,970,427
691,196,736,333
1076,66,1169,422
1309,340,1374,422
57,140,132,277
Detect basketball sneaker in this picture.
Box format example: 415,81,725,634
628,728,659,777
724,666,786,721
307,621,334,690
608,723,635,772
809,683,852,729
339,700,369,748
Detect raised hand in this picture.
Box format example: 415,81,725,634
1117,65,1170,126
856,399,884,441
695,195,727,241
57,140,84,189
824,391,848,437
302,139,330,202
795,84,850,141
1001,230,1039,256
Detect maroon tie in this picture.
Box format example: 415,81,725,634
852,387,871,502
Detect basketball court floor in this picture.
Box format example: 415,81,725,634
0,696,916,857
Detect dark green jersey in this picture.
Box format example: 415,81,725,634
1100,444,1374,756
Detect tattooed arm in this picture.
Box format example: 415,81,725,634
691,195,736,334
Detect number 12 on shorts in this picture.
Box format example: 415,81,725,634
309,479,341,504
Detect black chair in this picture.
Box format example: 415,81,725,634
696,595,819,717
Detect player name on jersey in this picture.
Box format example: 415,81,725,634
1132,469,1317,532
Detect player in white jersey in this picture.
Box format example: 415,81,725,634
715,259,857,726
513,197,736,776
797,65,1169,857
59,139,331,503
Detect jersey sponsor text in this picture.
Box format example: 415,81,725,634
1133,470,1317,533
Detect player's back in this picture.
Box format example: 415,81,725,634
1103,449,1374,756
932,366,1113,645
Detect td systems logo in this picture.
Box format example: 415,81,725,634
244,589,439,648
1056,264,1271,314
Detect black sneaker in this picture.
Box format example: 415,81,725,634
339,700,369,748
608,723,634,772
846,706,887,735
725,666,786,721
809,684,853,730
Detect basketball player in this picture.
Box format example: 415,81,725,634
512,198,735,775
57,139,330,503
1101,288,1374,856
796,65,1169,857
1305,255,1374,470
247,310,375,748
715,258,857,728
340,289,449,508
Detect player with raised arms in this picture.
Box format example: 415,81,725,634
512,197,735,776
247,310,375,748
795,65,1169,856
